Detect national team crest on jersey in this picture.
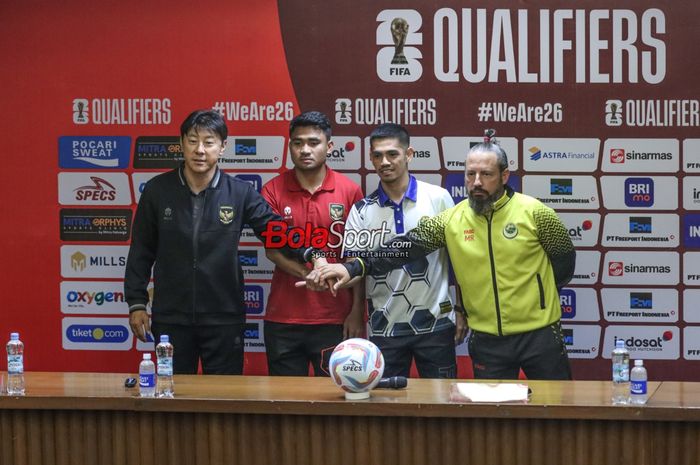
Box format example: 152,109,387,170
330,203,345,221
503,223,518,239
219,206,234,224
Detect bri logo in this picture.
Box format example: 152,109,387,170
244,285,264,315
559,289,576,319
624,178,654,207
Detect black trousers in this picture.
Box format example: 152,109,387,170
370,327,457,379
264,322,343,376
151,322,245,375
468,322,572,380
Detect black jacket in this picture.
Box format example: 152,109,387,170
125,166,297,325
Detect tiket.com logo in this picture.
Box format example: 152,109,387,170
73,98,89,124
71,251,87,272
66,324,130,343
629,216,652,234
74,177,117,201
605,100,623,126
234,139,256,155
625,177,654,207
610,149,625,163
335,99,352,125
376,10,423,82
529,147,542,161
608,261,624,277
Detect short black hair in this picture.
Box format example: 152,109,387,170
180,110,228,142
289,111,332,140
369,123,410,148
467,129,509,172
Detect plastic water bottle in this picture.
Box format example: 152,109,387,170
612,339,630,405
630,359,648,405
156,335,174,398
139,353,156,398
6,332,25,396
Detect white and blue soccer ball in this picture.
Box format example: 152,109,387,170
329,338,385,399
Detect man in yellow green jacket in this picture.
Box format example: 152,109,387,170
313,131,576,380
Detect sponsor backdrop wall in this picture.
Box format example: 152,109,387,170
2,0,699,380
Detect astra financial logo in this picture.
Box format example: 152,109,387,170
529,146,542,161
234,138,256,155
625,177,654,207
550,178,573,195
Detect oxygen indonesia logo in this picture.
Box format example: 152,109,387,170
376,10,423,82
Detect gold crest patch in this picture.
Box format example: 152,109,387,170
219,206,234,224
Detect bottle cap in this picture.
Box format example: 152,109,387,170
10,332,19,340
635,359,644,366
143,353,152,360
615,339,625,349
160,335,169,343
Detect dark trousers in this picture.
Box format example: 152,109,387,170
264,322,343,376
370,327,457,379
468,322,572,380
151,322,245,375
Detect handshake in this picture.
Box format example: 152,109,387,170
295,257,355,296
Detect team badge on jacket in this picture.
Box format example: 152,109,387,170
329,203,344,221
219,206,234,224
503,223,518,239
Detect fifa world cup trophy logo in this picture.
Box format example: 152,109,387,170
339,101,348,119
390,18,409,65
609,103,619,124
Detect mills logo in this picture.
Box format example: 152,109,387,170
376,10,423,82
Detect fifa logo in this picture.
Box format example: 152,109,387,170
73,99,89,124
335,98,352,125
605,100,623,126
376,10,423,82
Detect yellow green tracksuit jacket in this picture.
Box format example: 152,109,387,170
350,186,576,336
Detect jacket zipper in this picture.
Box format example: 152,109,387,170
486,213,503,336
536,273,545,309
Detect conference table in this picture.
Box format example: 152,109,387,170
0,373,699,465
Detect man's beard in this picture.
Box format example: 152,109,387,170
468,188,503,215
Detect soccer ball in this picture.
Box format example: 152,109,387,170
329,338,385,399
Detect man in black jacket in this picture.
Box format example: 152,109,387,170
125,109,313,374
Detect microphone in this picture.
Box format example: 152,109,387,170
375,376,408,389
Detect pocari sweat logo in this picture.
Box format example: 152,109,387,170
376,10,423,82
59,136,131,169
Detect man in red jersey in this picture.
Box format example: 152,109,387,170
261,111,365,376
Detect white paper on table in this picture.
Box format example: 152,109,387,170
450,383,529,403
